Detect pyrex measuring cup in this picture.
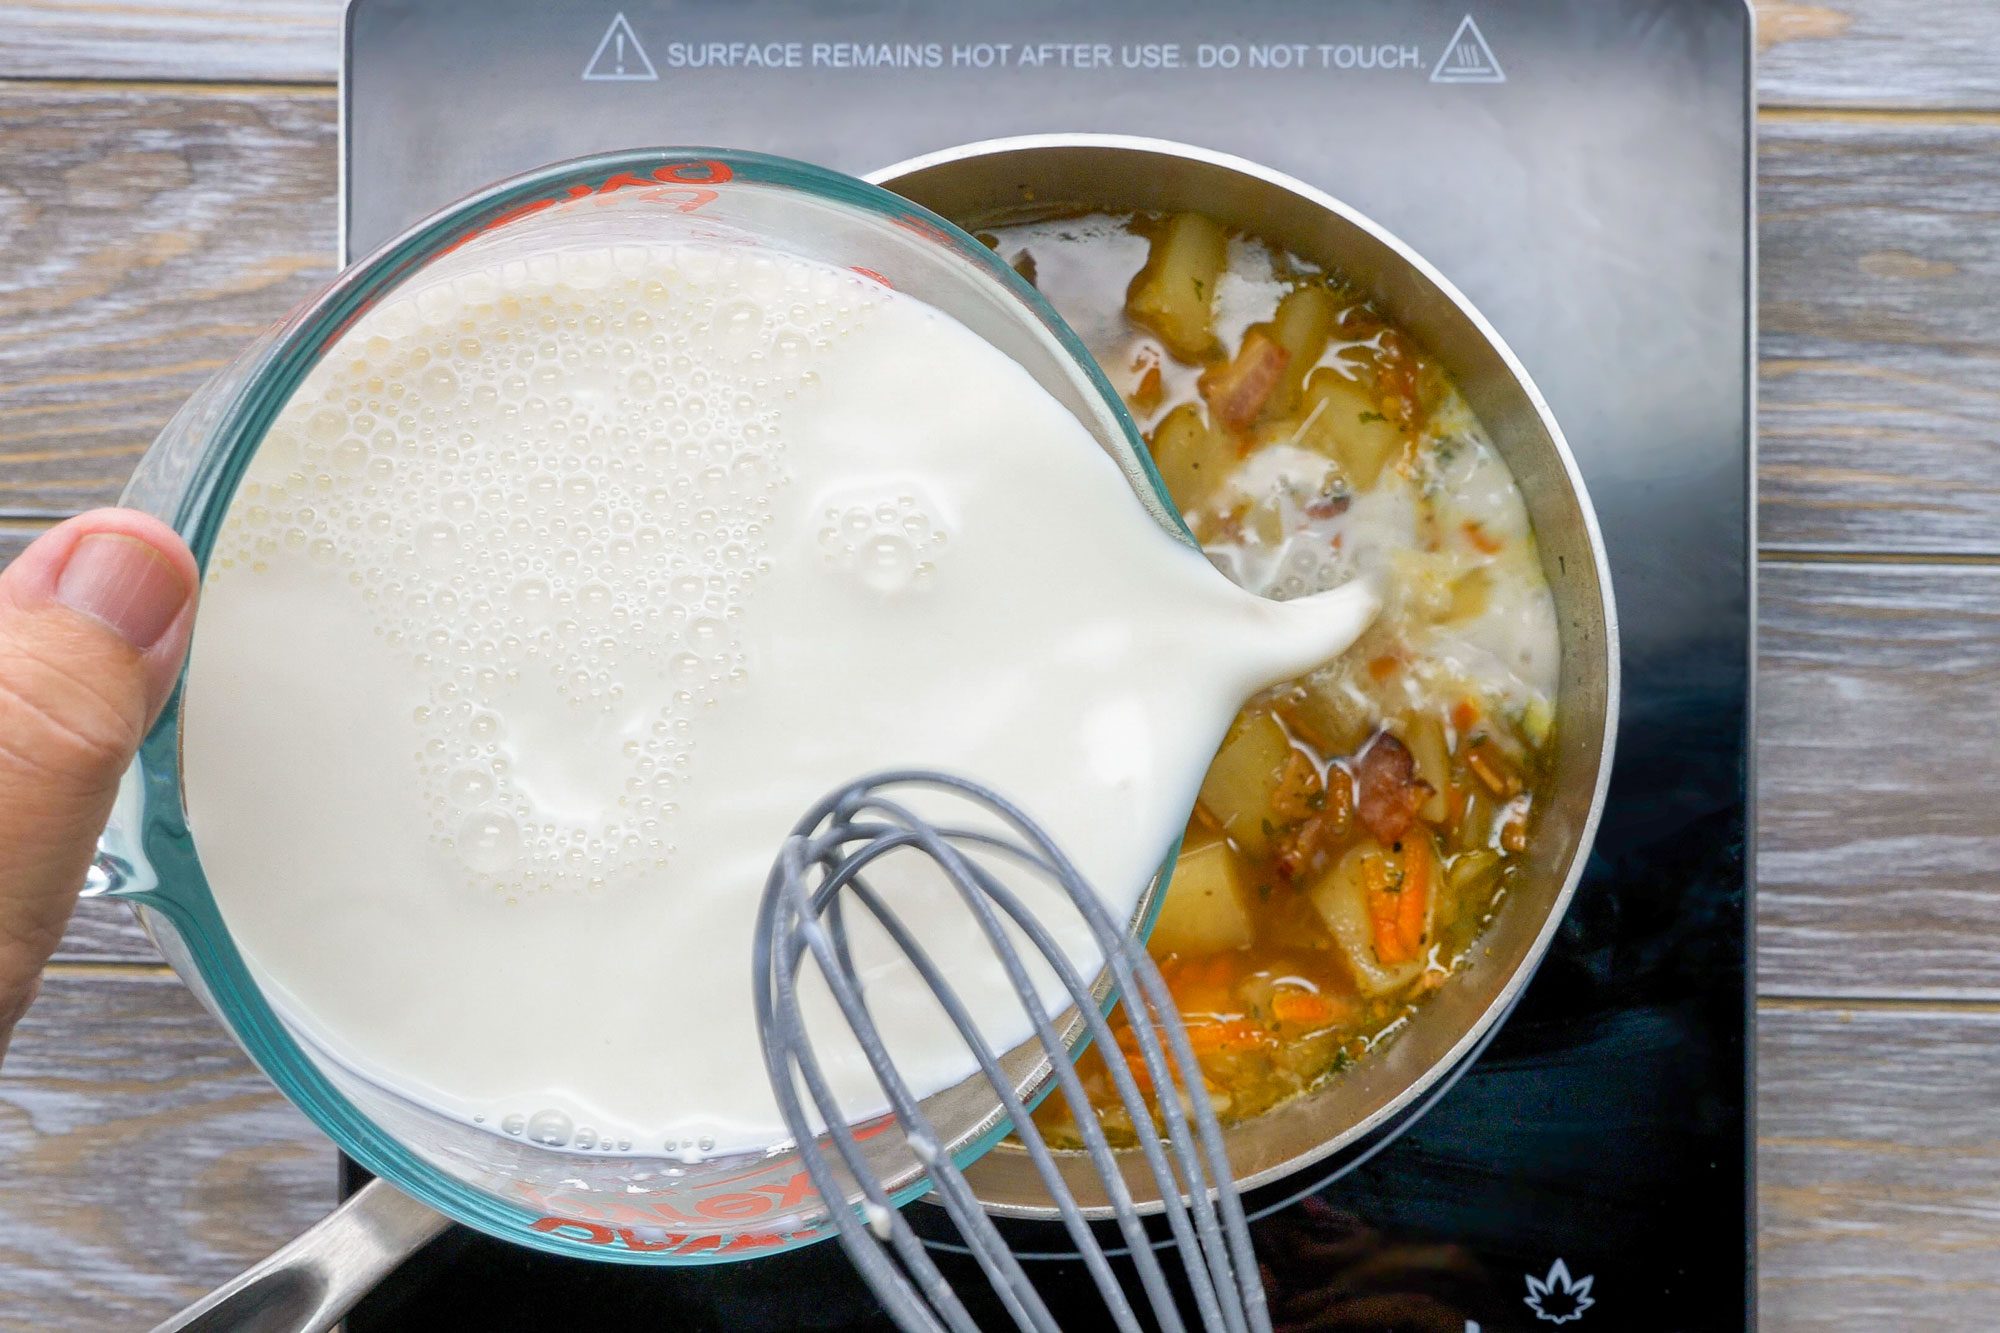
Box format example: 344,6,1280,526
89,148,1179,1266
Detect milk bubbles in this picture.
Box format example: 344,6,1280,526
209,242,878,911
817,489,945,594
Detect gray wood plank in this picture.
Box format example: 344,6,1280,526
53,899,158,964
0,1,343,83
1760,113,2000,555
0,84,336,519
1758,559,2000,1000
1756,0,2000,110
1759,998,2000,1330
0,967,332,1331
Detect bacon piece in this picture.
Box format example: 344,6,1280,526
1199,329,1290,433
1354,731,1433,845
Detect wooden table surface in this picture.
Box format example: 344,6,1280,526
1,1,1994,1326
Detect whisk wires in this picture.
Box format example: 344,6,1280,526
753,771,1271,1333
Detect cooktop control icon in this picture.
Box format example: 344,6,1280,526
1524,1258,1595,1324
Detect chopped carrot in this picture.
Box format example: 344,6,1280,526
1129,358,1164,416
1451,698,1481,734
1462,520,1503,555
1373,332,1425,432
1364,839,1431,966
1183,1019,1276,1056
1269,988,1335,1029
1109,1022,1156,1094
1367,654,1400,682
1464,739,1523,798
1161,953,1237,1017
1500,815,1529,855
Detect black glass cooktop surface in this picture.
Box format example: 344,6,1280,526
338,1,1752,1328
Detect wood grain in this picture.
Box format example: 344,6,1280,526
1756,0,2000,110
0,83,336,519
1759,998,2000,1330
51,899,155,966
1759,112,2000,555
0,967,331,1331
1758,559,2000,1000
1760,112,2000,555
0,2,343,83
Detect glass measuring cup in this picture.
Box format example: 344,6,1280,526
88,148,1182,1265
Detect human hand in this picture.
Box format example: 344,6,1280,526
0,511,197,1061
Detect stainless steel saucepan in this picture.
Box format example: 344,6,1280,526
868,134,1620,1220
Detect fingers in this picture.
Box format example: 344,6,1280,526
0,510,197,1058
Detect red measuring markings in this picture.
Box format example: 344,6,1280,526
441,159,735,255
515,1115,907,1253
515,1166,823,1229
530,1217,822,1255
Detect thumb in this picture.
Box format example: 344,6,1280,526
0,510,197,1057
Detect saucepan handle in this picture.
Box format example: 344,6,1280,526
150,1178,451,1333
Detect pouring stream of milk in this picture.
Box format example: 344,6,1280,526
181,240,1376,1158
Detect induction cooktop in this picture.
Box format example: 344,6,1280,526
337,3,1754,1328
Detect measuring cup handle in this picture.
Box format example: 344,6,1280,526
149,1177,450,1333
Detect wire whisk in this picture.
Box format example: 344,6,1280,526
753,771,1271,1333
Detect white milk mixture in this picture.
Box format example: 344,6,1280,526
181,241,1376,1158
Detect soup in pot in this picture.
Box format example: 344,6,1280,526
980,212,1563,1144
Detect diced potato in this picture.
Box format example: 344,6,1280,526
1126,213,1228,361
1446,848,1503,900
1197,710,1294,860
1150,832,1256,956
1519,696,1554,750
1265,286,1337,416
1147,402,1235,512
1403,714,1451,823
1445,567,1493,623
1279,675,1376,757
1455,789,1496,854
1297,367,1404,489
1308,839,1433,998
1388,548,1459,624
